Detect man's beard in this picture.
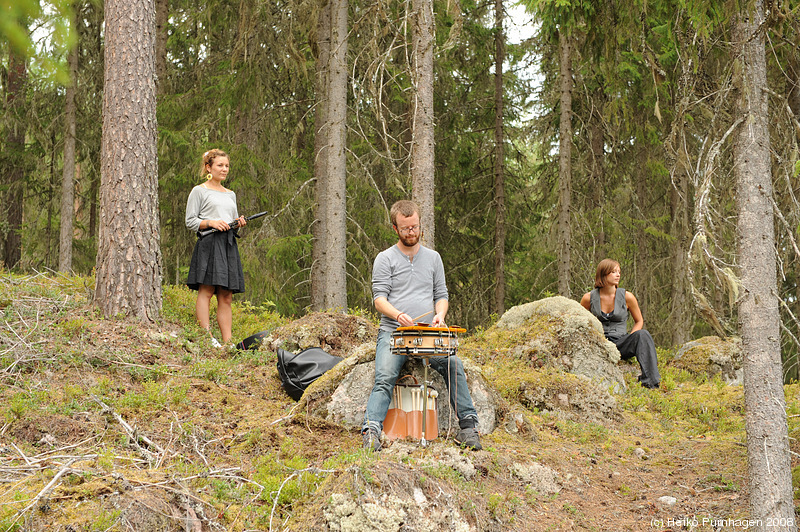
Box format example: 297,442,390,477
399,232,420,247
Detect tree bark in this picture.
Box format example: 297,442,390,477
589,88,605,263
155,0,168,95
312,0,332,312
669,157,691,346
411,0,436,248
3,45,27,269
323,0,348,312
557,30,573,297
47,132,56,268
732,3,796,528
787,53,800,120
59,15,79,273
94,0,162,320
634,148,649,318
493,0,506,315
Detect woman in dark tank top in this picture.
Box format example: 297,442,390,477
580,259,661,389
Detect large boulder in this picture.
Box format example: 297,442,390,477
265,312,377,358
670,336,743,384
491,296,626,392
301,342,499,437
452,296,625,423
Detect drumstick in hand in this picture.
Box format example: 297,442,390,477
412,311,434,322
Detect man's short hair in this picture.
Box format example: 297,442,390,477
390,200,420,226
595,258,621,289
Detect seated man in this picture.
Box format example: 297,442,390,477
362,200,482,451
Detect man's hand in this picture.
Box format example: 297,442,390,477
431,313,446,327
396,312,415,327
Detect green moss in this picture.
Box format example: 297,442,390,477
792,466,800,498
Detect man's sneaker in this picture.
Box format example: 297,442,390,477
362,428,381,452
455,427,482,450
210,336,222,348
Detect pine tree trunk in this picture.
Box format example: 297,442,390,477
787,53,800,119
155,0,168,95
3,46,27,269
634,148,649,318
323,0,348,312
311,0,331,312
47,134,56,268
493,0,506,315
670,160,691,346
732,3,796,527
94,0,162,320
59,19,79,273
411,0,436,248
589,89,605,263
557,31,573,297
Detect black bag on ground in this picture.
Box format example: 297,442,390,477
276,347,343,401
236,331,270,351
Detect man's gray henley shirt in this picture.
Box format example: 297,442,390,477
372,244,448,333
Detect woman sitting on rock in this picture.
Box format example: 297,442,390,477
580,259,661,389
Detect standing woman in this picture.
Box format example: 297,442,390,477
185,149,247,347
580,259,661,389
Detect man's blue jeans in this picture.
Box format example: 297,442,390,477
363,329,479,433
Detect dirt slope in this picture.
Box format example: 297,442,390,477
0,273,795,531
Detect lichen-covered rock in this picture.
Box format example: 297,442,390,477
671,336,743,384
495,297,604,337
467,296,626,394
383,441,478,480
510,462,561,495
266,312,377,358
302,342,499,437
322,461,475,532
515,369,620,422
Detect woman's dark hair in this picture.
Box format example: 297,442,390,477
595,259,621,289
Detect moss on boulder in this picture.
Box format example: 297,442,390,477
670,336,743,384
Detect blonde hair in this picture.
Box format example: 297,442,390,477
594,259,621,289
200,148,229,179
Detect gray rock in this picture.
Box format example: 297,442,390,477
384,441,478,480
494,296,626,393
672,336,743,384
306,343,499,437
323,473,474,532
510,462,561,495
657,496,678,506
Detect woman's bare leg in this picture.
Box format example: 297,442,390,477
216,289,234,343
196,284,216,332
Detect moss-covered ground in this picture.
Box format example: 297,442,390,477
0,271,797,531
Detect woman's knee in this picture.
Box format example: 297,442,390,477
197,284,215,300
217,290,233,305
631,329,654,342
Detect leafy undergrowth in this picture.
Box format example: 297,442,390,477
0,271,797,531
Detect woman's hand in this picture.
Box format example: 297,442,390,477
236,215,247,228
205,219,230,231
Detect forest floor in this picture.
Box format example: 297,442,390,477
0,271,797,531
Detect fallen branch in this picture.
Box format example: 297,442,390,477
91,395,165,462
9,457,78,528
269,466,336,532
